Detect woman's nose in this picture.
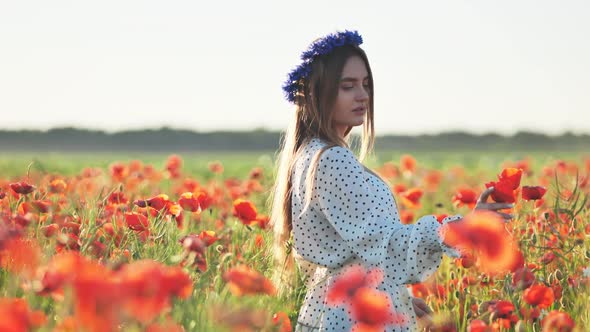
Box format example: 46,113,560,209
356,86,369,101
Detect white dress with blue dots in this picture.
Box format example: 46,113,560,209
291,138,461,332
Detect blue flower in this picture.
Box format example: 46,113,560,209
283,30,363,104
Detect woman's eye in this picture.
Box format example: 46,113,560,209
341,86,353,90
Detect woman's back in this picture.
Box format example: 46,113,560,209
291,137,398,270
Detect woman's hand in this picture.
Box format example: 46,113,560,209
474,186,514,221
412,297,434,329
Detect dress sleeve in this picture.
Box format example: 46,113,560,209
386,214,462,284
313,146,460,284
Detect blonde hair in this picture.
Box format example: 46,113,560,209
269,45,375,291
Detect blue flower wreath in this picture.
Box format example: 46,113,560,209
282,30,363,104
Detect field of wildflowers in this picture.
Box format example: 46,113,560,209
0,151,588,331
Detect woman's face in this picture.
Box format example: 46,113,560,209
330,55,370,138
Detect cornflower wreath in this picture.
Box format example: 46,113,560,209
282,30,363,104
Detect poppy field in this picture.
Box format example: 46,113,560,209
0,151,588,332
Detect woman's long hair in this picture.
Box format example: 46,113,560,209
269,44,376,291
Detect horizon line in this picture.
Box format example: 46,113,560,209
1,126,590,137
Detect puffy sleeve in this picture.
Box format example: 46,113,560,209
312,146,461,284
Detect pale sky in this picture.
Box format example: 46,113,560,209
0,0,589,135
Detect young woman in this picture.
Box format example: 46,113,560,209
270,30,511,331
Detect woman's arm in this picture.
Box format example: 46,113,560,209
311,146,459,284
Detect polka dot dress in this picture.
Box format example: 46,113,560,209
291,138,461,332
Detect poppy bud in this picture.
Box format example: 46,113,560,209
133,199,147,207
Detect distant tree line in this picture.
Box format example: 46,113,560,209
0,127,588,152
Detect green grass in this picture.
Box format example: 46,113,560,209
0,150,588,331
1,149,585,178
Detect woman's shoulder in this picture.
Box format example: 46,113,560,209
299,138,356,161
303,137,326,150
294,138,360,175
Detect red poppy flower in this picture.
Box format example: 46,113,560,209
0,298,46,331
108,192,128,205
11,213,32,228
377,162,399,179
326,266,383,305
422,170,442,191
392,183,407,194
223,265,276,296
522,186,547,201
195,191,213,210
49,179,67,193
179,192,201,212
488,300,515,319
232,199,258,225
409,283,430,299
31,199,52,213
456,252,476,269
452,187,478,208
255,234,264,248
400,154,416,174
72,273,120,332
118,260,193,323
485,168,523,203
38,252,84,296
523,283,555,309
249,167,264,180
244,179,263,194
541,251,556,264
208,161,224,174
542,311,575,332
499,168,523,189
485,179,516,203
41,223,59,237
468,319,489,332
198,230,219,246
350,287,405,328
520,306,541,322
124,212,149,231
400,188,423,209
250,215,270,229
146,194,171,211
17,202,33,215
0,238,41,278
181,178,200,192
109,162,128,182
435,214,448,224
165,155,183,179
511,267,535,290
272,312,292,332
400,210,414,225
442,210,522,275
10,181,36,195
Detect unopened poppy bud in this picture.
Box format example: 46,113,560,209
133,199,147,208
179,235,206,255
